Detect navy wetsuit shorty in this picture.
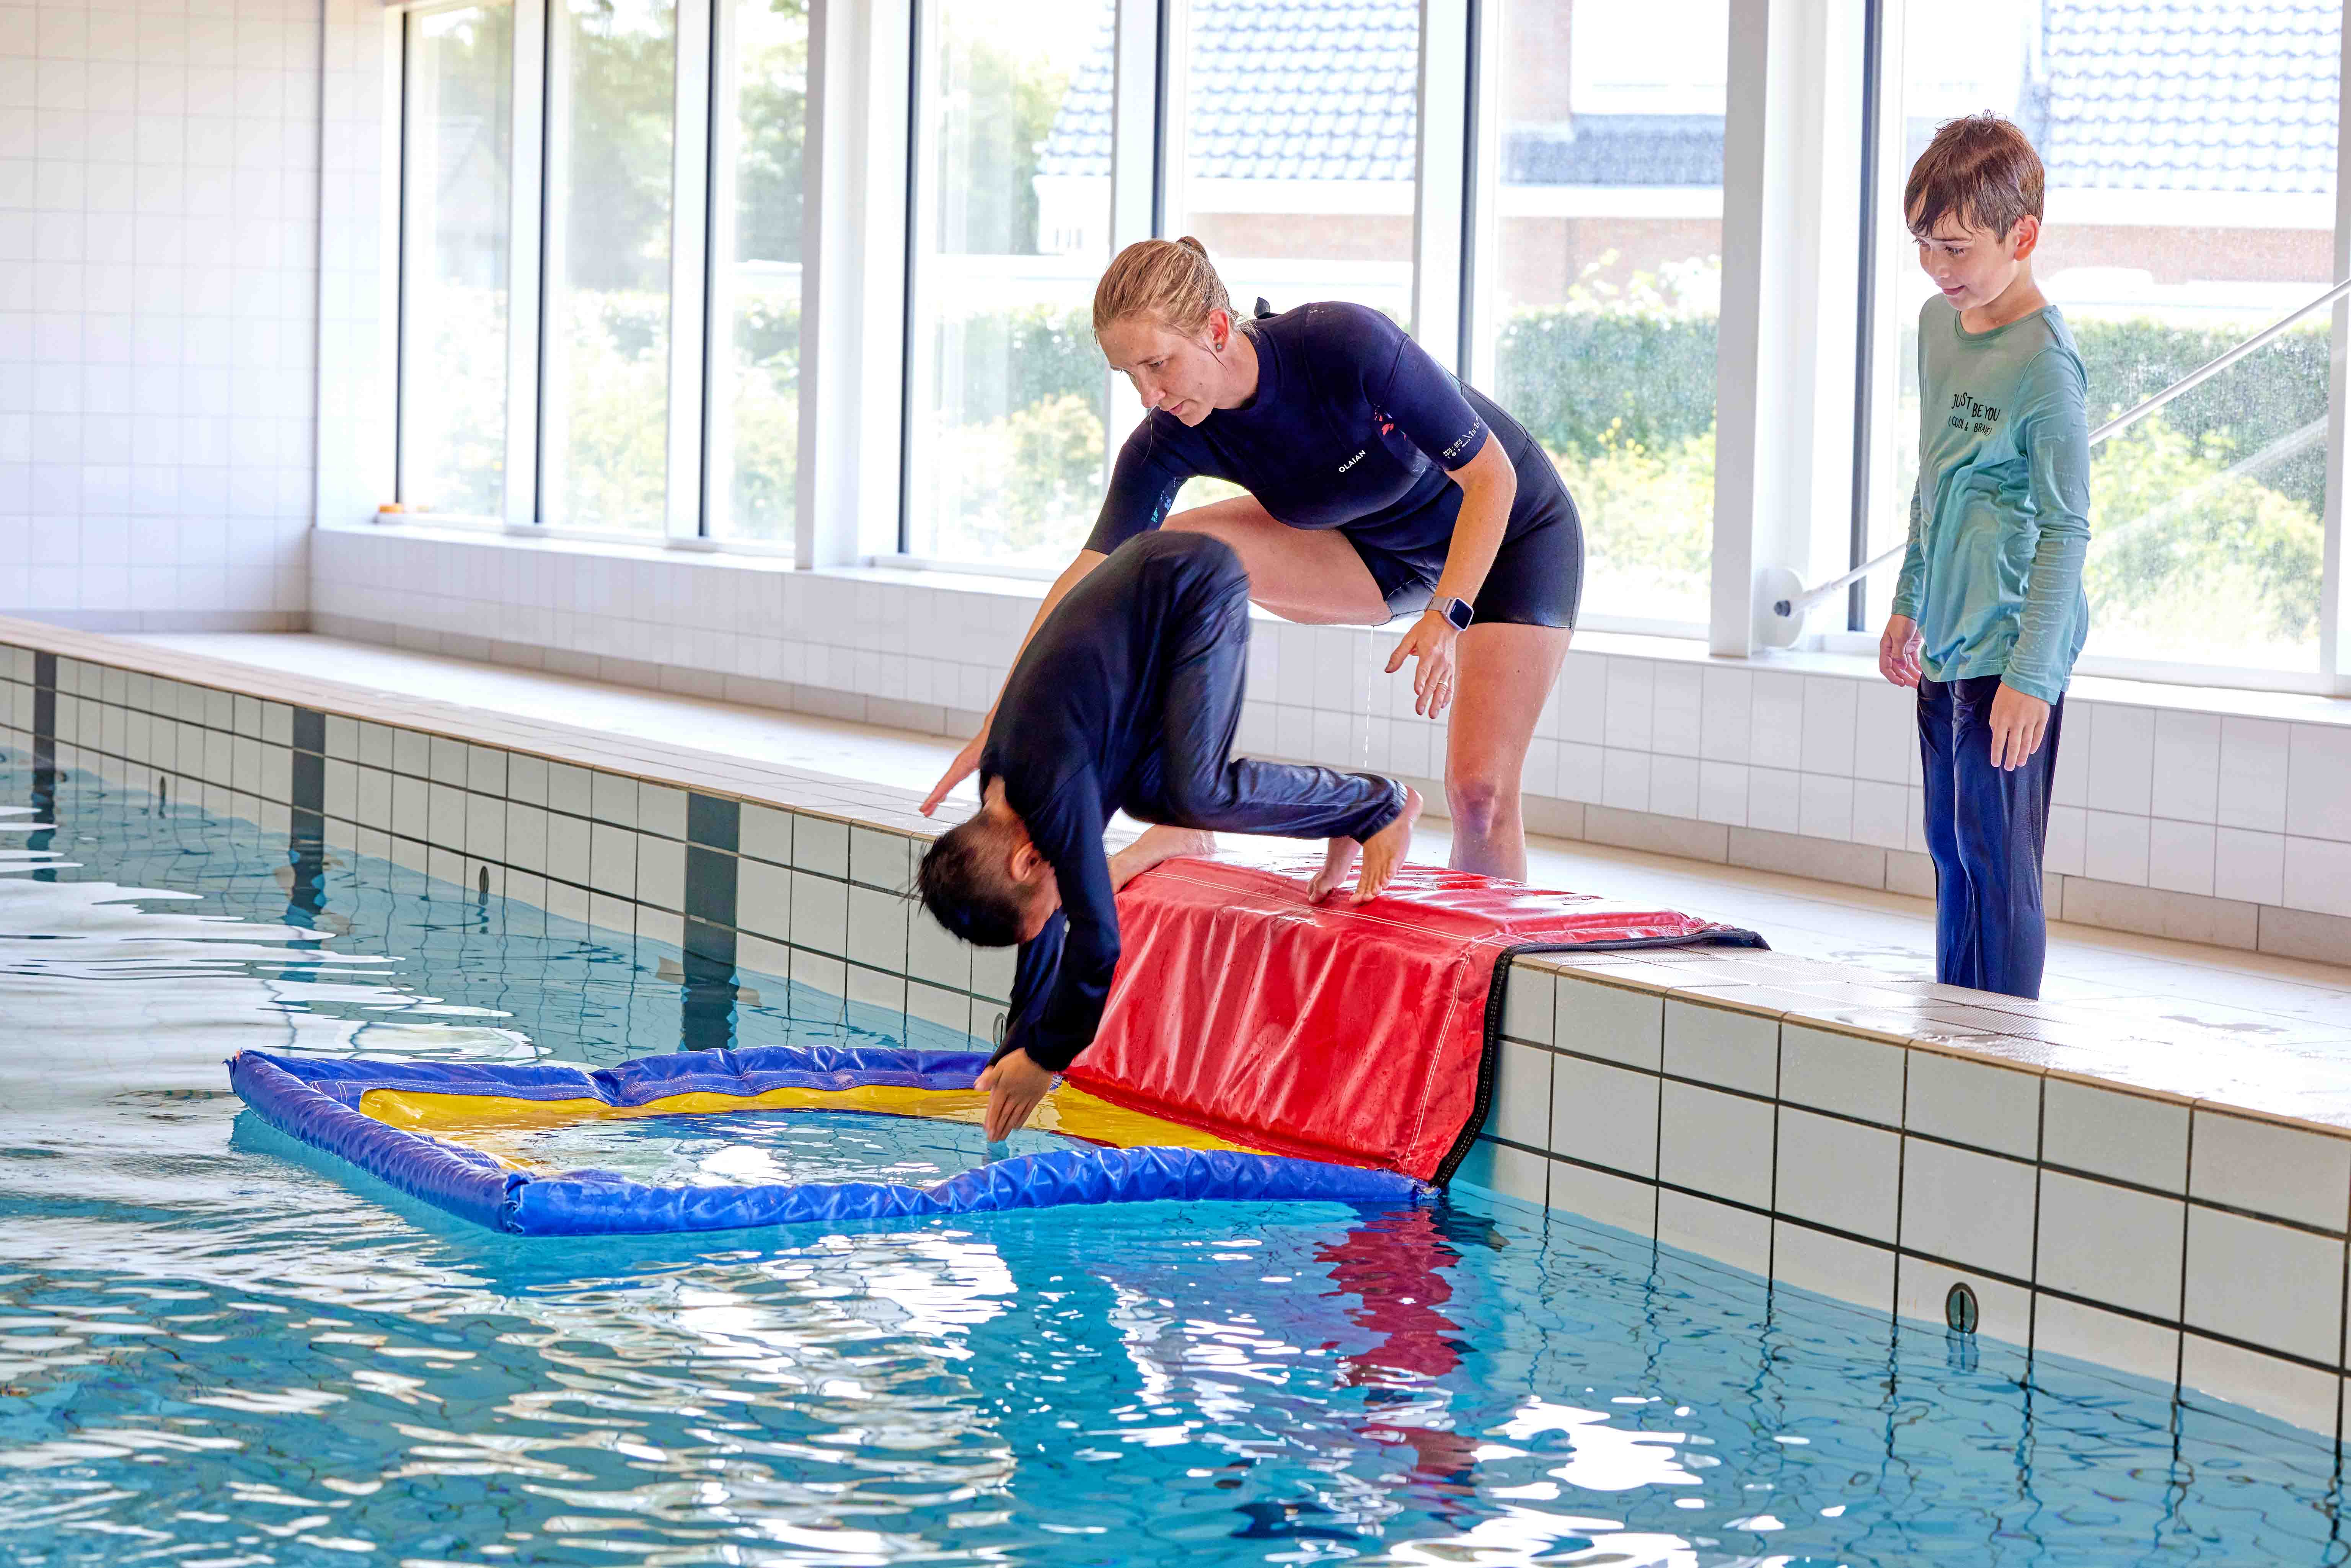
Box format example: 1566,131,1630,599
983,531,1404,1073
1087,300,1583,628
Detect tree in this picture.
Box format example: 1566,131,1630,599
734,0,807,265
563,0,680,293
934,36,1068,255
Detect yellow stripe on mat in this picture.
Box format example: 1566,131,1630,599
359,1079,1265,1171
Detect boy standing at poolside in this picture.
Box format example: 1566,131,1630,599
1879,114,2091,1000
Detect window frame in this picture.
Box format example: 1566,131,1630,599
386,0,808,549
699,0,815,551
376,0,2351,698
391,0,532,533
1846,0,2351,697
1458,0,1735,643
891,0,929,560
884,0,1144,570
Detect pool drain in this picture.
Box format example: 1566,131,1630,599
1945,1281,1979,1335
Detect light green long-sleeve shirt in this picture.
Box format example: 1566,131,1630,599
1889,298,2092,704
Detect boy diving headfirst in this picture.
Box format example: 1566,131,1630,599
916,531,1422,1141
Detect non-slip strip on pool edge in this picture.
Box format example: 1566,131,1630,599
227,1048,1429,1235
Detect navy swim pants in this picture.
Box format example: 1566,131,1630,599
1124,533,1405,845
1917,674,2066,1000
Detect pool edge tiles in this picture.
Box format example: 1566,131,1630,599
1482,950,2351,1444
6,625,2351,1444
0,632,1016,1053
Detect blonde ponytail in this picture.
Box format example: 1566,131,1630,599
1092,236,1254,342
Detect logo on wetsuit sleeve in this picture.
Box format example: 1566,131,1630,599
1440,419,1486,463
1339,448,1368,473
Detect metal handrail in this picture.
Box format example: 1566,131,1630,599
1768,271,2351,627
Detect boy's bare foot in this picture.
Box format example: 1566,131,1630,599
1304,787,1422,904
1352,786,1422,904
1109,823,1219,892
1307,836,1360,902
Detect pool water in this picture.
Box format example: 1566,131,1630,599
4,745,2349,1566
514,1110,1086,1188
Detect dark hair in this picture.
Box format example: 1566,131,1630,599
1905,112,2044,241
916,817,1030,947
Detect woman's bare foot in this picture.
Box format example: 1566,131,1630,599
1109,823,1219,892
1351,786,1422,904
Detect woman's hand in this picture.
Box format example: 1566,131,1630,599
1386,609,1462,720
1878,615,1923,688
920,732,987,817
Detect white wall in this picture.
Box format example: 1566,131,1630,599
0,0,319,631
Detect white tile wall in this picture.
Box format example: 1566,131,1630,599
2219,717,2291,833
2087,704,2156,817
2151,710,2221,824
1,0,317,629
313,523,2351,958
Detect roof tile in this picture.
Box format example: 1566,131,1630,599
1038,0,2341,194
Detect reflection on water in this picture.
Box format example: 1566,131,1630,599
1,747,2348,1565
518,1109,1087,1187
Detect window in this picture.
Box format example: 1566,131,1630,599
707,0,808,543
397,2,515,520
901,0,1115,567
1477,0,1725,632
1860,0,2340,674
378,0,2347,690
539,0,679,533
1162,0,1422,324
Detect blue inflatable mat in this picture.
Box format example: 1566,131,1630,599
228,1046,1427,1235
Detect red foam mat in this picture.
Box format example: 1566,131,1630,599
1065,856,1765,1184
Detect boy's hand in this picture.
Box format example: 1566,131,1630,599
1988,681,2051,771
977,1048,1055,1140
920,732,987,816
1878,615,1923,688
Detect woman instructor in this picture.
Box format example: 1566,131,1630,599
920,237,1582,881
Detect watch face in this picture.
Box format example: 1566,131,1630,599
1442,598,1473,631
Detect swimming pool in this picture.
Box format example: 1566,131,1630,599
5,744,2348,1565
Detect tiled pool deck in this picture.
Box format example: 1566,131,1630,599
11,616,2351,1447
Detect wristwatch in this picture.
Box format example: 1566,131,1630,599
1432,596,1475,632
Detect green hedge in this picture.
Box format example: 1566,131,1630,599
732,298,2329,516
602,293,2325,648
2072,319,2328,513
887,304,2323,494
937,305,1108,414
1494,310,1722,455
